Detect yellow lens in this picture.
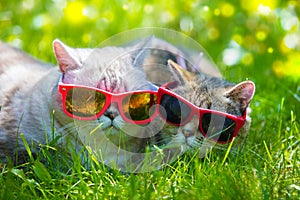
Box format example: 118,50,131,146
66,88,106,118
122,93,157,121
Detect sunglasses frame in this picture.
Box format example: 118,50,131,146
58,80,158,124
156,82,247,143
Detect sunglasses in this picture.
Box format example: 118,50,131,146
156,82,247,143
58,78,246,143
58,79,157,124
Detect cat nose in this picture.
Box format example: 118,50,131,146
104,111,118,120
183,130,194,137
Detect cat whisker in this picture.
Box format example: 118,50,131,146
56,121,103,135
56,123,78,134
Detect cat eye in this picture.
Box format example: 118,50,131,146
157,82,247,144
58,81,157,124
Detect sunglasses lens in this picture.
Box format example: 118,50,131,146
122,93,157,121
65,88,106,118
201,113,236,142
160,94,191,124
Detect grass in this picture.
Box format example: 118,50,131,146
1,0,300,199
0,78,299,199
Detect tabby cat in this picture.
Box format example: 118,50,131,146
154,59,255,159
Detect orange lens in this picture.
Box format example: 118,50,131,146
65,88,106,118
122,93,157,121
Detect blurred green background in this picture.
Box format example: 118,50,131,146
1,0,299,82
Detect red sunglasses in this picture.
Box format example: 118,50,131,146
58,79,157,124
58,78,246,143
156,82,247,143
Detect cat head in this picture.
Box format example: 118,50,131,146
163,60,255,156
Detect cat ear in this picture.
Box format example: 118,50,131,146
52,39,81,73
225,80,255,110
167,59,196,84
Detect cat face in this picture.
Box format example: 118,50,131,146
161,60,255,156
52,39,156,153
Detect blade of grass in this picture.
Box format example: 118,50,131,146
221,137,235,166
278,98,285,137
20,133,34,163
263,140,273,163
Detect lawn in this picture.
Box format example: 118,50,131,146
0,0,299,199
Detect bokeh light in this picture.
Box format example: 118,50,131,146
64,1,89,24
220,3,235,17
273,52,300,80
241,0,278,14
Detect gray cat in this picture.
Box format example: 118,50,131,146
0,39,160,168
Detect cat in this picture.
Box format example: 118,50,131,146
154,59,255,160
0,38,166,170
